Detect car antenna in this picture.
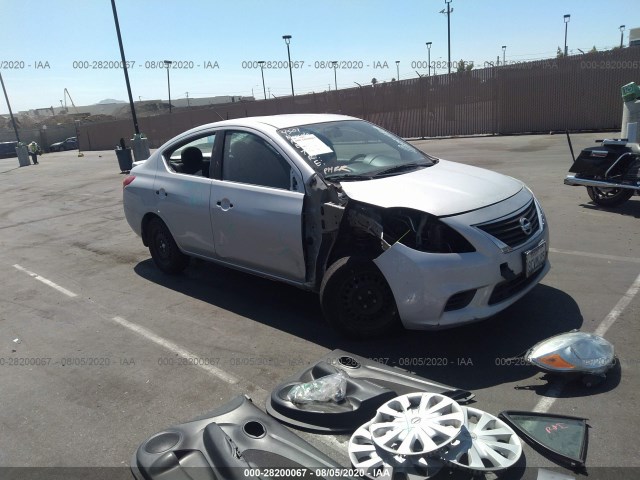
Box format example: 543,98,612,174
565,129,575,162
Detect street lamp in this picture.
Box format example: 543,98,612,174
110,0,140,134
502,45,507,66
0,72,21,142
164,60,172,113
395,60,400,81
258,61,267,100
445,0,453,74
282,35,294,96
564,14,570,57
426,42,432,76
332,61,338,90
620,25,625,48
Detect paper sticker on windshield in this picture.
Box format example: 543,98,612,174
289,133,333,157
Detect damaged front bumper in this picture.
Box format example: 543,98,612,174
374,208,550,330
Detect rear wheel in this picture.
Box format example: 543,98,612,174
320,257,400,339
148,218,189,274
586,186,633,207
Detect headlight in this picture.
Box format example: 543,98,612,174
525,331,615,375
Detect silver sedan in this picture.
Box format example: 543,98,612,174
123,114,549,338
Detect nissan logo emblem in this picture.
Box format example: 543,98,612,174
519,217,533,235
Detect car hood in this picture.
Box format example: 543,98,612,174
339,159,524,216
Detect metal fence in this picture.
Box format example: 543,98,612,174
77,48,639,150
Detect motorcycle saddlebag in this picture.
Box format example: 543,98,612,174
569,145,632,176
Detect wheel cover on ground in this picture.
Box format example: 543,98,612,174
369,393,464,456
349,420,444,479
440,406,522,472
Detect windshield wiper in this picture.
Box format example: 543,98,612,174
370,163,428,178
323,173,373,182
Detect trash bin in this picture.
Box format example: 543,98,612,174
115,146,133,173
131,133,150,161
16,144,30,167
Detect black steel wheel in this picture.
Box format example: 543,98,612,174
320,257,400,339
148,218,189,274
586,186,633,207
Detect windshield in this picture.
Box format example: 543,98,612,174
277,120,436,181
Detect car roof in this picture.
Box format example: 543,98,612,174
180,113,360,136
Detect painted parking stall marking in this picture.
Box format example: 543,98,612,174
533,270,640,413
13,264,78,297
12,263,239,385
549,247,640,264
111,316,239,385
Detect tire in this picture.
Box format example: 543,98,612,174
586,186,633,207
147,218,189,274
320,257,400,339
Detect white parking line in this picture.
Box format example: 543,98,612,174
594,272,640,337
13,264,78,297
549,247,640,264
533,271,640,413
111,316,239,385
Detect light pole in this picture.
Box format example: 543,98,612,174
185,92,190,108
620,25,625,48
332,61,338,90
110,0,139,134
258,61,267,100
564,14,570,57
282,35,294,96
164,60,172,113
0,72,20,142
395,60,400,81
426,42,432,76
445,0,452,74
502,45,506,66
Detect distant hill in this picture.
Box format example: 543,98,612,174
96,99,127,105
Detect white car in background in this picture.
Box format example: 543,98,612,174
123,114,549,338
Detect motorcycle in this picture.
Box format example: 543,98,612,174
564,133,640,207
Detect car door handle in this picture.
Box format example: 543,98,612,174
216,199,233,210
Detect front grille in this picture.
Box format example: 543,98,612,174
488,269,543,305
444,289,477,312
475,200,539,248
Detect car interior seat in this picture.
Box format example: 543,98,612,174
181,147,204,175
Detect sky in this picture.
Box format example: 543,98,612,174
1,0,637,114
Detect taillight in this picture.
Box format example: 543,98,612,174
123,175,136,188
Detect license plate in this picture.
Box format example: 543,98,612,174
524,241,547,277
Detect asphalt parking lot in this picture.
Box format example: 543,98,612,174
1,132,638,480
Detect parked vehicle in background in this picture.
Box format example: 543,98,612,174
123,114,550,338
564,137,640,207
49,137,78,152
0,141,18,159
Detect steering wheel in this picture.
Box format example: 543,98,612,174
348,153,367,163
348,153,382,165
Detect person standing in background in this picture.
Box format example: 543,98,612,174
28,141,40,165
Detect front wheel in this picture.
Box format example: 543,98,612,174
320,257,400,339
586,186,633,207
148,218,189,274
